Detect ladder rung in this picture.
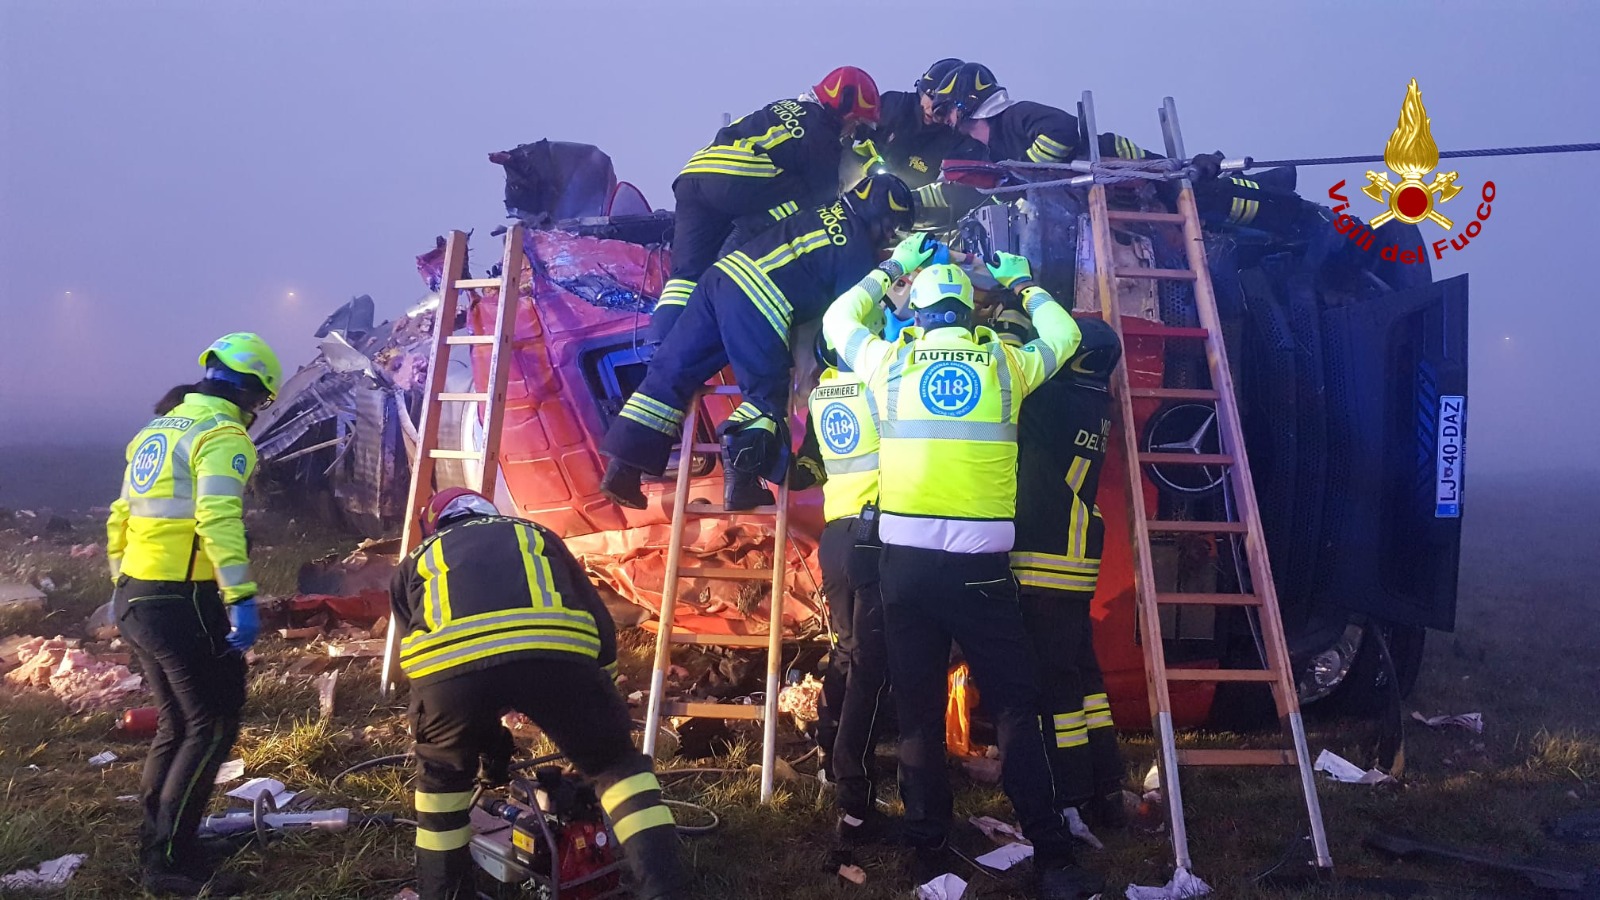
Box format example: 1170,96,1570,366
452,278,502,289
700,385,743,396
684,503,781,517
1130,387,1220,401
1107,209,1187,225
1119,322,1210,340
429,449,484,460
437,392,491,403
1139,452,1234,466
445,335,497,346
686,443,722,454
1157,592,1262,606
1115,267,1198,281
677,566,776,582
1177,748,1297,766
1147,521,1249,534
668,632,775,648
1167,668,1279,683
661,701,763,720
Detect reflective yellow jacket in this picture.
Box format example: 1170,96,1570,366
807,367,881,523
822,269,1081,554
106,393,258,602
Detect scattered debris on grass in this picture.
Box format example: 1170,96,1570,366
973,840,1032,871
1411,710,1484,733
2,635,143,711
1125,867,1212,899
915,872,966,899
215,758,246,783
837,863,867,885
0,853,87,891
1313,748,1396,785
0,581,46,613
226,777,298,808
87,750,117,767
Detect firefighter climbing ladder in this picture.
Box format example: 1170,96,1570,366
1080,94,1334,875
639,385,791,805
380,226,527,696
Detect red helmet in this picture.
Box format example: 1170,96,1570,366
813,66,880,127
419,487,498,537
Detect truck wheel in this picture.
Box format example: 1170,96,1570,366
1320,623,1427,716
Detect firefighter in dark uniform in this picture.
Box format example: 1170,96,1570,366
824,246,1105,899
876,58,988,191
392,488,690,900
792,330,891,859
651,66,882,342
106,333,280,897
995,312,1130,828
600,173,917,512
924,63,1300,232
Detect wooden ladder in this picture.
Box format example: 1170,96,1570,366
381,226,527,696
639,384,791,804
1079,93,1333,876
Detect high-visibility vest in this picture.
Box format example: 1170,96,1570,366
106,393,258,601
823,272,1081,554
807,367,880,523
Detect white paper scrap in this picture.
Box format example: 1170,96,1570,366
974,841,1033,871
1313,749,1395,784
226,777,297,807
915,872,967,900
1411,711,1484,733
1126,866,1212,899
1,853,87,889
214,758,246,784
87,751,117,767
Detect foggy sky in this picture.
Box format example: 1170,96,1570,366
2,0,1597,475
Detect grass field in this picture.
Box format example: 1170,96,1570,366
1,471,1595,898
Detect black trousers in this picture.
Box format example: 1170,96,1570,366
816,518,889,820
604,266,794,476
654,174,798,343
114,578,247,875
409,656,689,900
879,545,1074,866
1019,588,1124,807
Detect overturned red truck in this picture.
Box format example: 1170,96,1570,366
253,140,1467,731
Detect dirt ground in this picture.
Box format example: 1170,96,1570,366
0,469,1595,898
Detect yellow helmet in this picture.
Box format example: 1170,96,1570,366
199,332,284,398
907,263,974,310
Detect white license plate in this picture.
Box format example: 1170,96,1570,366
1435,394,1465,518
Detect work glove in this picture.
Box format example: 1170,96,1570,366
1189,150,1225,181
883,306,914,343
986,251,1035,292
225,596,260,653
880,232,939,281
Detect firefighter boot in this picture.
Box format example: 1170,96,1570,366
619,818,693,900
601,458,648,509
720,434,774,511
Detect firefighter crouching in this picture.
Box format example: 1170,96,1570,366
995,311,1130,829
391,489,690,900
822,241,1105,899
792,329,892,862
105,332,281,898
600,174,917,513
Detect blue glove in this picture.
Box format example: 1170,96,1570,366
883,306,914,342
226,597,260,652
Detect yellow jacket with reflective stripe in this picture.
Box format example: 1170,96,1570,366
106,393,258,602
822,270,1081,554
807,367,881,523
390,515,618,687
